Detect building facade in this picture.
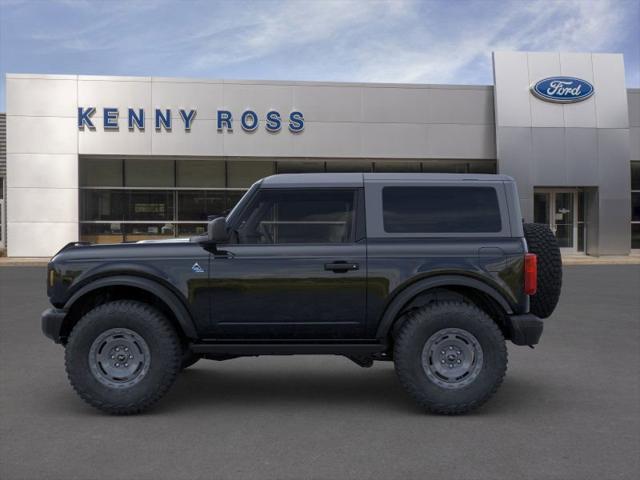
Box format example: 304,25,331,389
4,51,640,257
0,113,5,253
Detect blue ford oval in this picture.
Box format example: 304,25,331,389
531,77,594,103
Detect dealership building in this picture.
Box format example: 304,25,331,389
1,51,639,257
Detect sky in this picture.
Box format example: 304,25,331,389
0,0,639,111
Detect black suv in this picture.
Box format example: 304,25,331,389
42,173,562,415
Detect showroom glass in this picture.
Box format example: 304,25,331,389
79,157,498,243
125,159,174,187
79,158,271,242
177,160,225,188
177,191,226,221
236,189,356,244
382,186,501,233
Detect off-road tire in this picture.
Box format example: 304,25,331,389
523,222,562,318
394,301,507,415
65,300,182,415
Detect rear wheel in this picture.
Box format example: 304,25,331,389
394,302,507,415
523,222,562,318
65,300,182,415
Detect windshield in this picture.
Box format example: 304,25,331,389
226,180,261,226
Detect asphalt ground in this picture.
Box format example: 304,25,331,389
1,265,639,480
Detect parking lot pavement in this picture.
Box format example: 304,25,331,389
1,266,639,480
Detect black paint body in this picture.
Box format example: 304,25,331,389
43,173,537,351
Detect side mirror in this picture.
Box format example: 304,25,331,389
207,217,229,243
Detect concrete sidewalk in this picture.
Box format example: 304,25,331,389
0,257,51,266
561,254,640,265
2,255,639,267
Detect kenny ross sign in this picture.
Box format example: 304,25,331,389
78,107,305,133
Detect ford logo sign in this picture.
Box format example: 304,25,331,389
531,76,594,103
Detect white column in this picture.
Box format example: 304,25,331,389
6,74,79,257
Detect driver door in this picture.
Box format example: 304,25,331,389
206,187,367,339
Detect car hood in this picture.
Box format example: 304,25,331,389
50,239,193,263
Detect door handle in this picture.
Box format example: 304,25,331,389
324,261,359,273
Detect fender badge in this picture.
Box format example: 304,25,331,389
191,262,205,273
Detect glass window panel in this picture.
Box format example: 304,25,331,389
178,191,226,221
124,223,175,242
80,158,123,187
554,224,574,248
374,161,420,172
237,189,355,244
176,160,225,188
421,161,467,173
125,159,174,187
632,224,640,249
177,224,208,237
468,161,497,174
127,190,174,221
632,192,640,222
578,191,585,222
631,162,640,191
578,222,585,252
554,192,574,227
227,161,274,188
325,161,372,172
534,192,550,224
383,186,502,233
80,223,124,244
276,161,325,173
80,189,126,221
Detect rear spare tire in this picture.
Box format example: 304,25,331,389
523,223,562,318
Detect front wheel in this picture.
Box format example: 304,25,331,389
394,301,507,415
181,349,201,370
65,300,182,415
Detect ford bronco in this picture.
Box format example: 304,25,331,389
42,173,562,414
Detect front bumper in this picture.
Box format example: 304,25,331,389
41,308,67,344
507,313,543,346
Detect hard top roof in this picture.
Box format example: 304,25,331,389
260,172,514,188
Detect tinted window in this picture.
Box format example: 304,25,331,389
382,186,501,233
631,162,640,191
237,189,356,244
632,192,640,222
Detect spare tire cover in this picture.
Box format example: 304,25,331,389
523,223,562,319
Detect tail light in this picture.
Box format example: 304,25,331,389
524,253,537,295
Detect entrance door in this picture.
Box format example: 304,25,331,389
534,189,578,253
